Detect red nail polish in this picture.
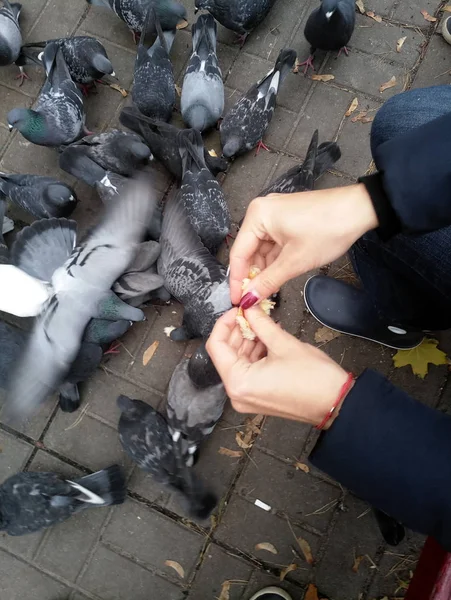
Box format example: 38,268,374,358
240,291,259,310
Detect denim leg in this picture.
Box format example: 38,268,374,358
350,86,451,330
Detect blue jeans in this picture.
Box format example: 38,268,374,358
350,86,451,330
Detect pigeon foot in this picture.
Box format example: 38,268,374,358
15,67,30,87
337,46,350,58
234,32,249,47
104,341,121,355
255,140,270,156
298,55,315,75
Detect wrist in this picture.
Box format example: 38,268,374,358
341,183,379,241
313,364,353,430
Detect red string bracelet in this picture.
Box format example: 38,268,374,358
315,372,355,431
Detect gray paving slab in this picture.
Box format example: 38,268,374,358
0,430,33,481
0,393,57,440
412,34,451,89
256,415,311,460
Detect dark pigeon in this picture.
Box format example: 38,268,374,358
0,1,27,84
83,318,132,345
157,191,231,341
0,466,126,536
0,173,77,219
177,128,230,253
220,48,296,157
7,44,86,146
117,394,217,519
300,0,356,73
181,13,224,132
194,0,276,44
132,8,176,121
120,106,229,179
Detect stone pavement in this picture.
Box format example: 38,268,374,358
0,0,450,598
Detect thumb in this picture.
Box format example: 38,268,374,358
244,306,291,354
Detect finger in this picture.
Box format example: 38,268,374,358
238,339,257,359
244,306,292,354
206,309,241,378
250,339,267,363
229,230,260,304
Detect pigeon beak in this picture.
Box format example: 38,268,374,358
325,10,335,19
8,124,13,131
111,71,116,77
194,7,199,13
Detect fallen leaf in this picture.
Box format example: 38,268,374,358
361,116,374,123
311,74,335,82
314,326,341,344
297,537,314,565
421,9,437,21
345,97,359,117
175,84,182,97
244,414,264,434
142,340,159,366
219,446,243,458
444,4,451,12
109,83,128,97
293,61,300,74
255,542,278,554
356,0,365,13
279,563,297,581
366,10,382,22
393,338,447,378
379,76,397,93
208,148,218,157
351,110,367,122
176,18,189,29
236,431,253,449
164,560,185,579
396,36,407,52
218,581,230,600
352,555,365,573
294,461,310,473
305,583,320,600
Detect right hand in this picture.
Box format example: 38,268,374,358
230,183,378,306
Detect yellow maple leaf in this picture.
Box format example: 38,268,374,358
392,338,447,379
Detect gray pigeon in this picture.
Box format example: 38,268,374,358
0,466,126,536
120,106,229,179
117,394,217,519
220,48,296,158
2,177,155,417
7,44,86,146
158,191,231,341
0,173,77,219
166,344,226,465
177,128,230,253
0,198,10,264
301,0,356,74
62,130,152,176
194,0,277,44
86,0,187,42
0,1,27,85
132,8,176,121
19,36,115,94
181,13,224,132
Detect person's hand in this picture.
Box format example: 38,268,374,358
230,183,378,306
206,307,352,429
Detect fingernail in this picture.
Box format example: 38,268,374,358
240,291,259,310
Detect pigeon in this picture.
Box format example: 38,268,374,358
0,0,27,85
300,0,356,74
62,130,151,177
0,173,77,219
7,44,86,146
117,394,217,519
0,199,10,264
220,48,296,157
0,177,155,417
158,191,231,341
0,465,126,536
19,36,115,94
132,8,176,121
194,0,277,45
166,343,226,465
83,318,132,345
86,0,187,42
177,128,230,253
120,106,229,179
181,13,224,132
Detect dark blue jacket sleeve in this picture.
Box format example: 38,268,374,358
360,112,451,238
309,369,451,551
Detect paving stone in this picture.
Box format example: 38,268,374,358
412,34,451,89
0,430,33,482
392,0,441,27
363,0,396,17
241,569,305,600
0,526,45,561
29,448,82,476
103,498,204,579
171,28,196,82
265,107,299,151
19,0,48,37
256,417,311,460
278,272,316,336
216,495,320,584
388,362,448,409
76,4,134,48
236,450,340,533
29,0,87,40
314,172,354,190
314,496,382,600
127,464,172,505
0,393,57,440
188,544,252,600
80,544,185,600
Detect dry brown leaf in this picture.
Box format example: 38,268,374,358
305,583,320,600
176,18,189,29
351,110,367,122
297,537,314,565
311,74,335,82
219,446,243,458
236,431,253,449
294,461,310,473
345,97,359,117
396,36,407,52
279,563,297,581
379,76,397,93
314,326,341,344
255,542,278,554
109,83,128,97
208,148,218,157
421,9,437,21
444,4,451,12
143,340,159,366
355,0,365,14
366,10,382,22
361,116,374,123
164,560,185,578
352,555,365,573
244,414,264,434
175,84,182,97
218,581,231,600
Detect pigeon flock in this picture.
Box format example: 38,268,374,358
0,0,345,536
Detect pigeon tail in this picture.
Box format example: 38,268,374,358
73,465,126,506
59,146,107,186
192,12,217,56
58,381,81,413
178,128,206,175
140,5,159,51
7,1,21,19
314,141,341,178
